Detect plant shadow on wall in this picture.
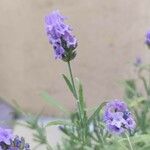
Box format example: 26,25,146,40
1,10,150,150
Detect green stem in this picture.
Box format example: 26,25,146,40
67,61,83,117
67,61,78,99
125,133,133,150
67,61,85,141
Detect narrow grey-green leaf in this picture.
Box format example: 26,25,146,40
87,102,106,125
78,82,85,110
40,92,68,114
46,120,73,127
62,74,77,98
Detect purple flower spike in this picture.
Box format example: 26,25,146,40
0,128,13,145
103,99,136,135
145,31,150,48
45,10,77,60
0,128,30,149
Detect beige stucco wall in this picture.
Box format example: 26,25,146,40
0,0,150,115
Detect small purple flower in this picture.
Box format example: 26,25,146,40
9,136,30,150
125,117,136,129
45,10,77,60
134,57,142,67
0,128,13,145
145,31,150,48
103,100,136,135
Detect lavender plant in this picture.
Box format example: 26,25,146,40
3,9,150,150
42,10,139,150
8,10,150,150
10,10,150,150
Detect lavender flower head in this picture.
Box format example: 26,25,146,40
145,31,150,48
9,136,30,150
103,100,136,134
45,10,77,61
0,128,30,150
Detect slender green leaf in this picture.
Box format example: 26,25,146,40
78,81,86,112
129,97,145,107
87,102,106,125
140,77,149,96
46,120,73,127
62,74,77,98
119,134,150,144
12,99,26,116
120,80,138,99
40,92,68,114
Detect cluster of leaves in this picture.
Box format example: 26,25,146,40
41,75,111,150
12,100,52,150
41,61,150,150
40,72,144,150
122,63,150,149
16,53,150,150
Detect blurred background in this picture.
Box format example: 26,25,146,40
0,0,150,116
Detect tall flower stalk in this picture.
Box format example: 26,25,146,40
67,61,87,142
66,61,83,126
67,61,77,99
45,10,89,144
